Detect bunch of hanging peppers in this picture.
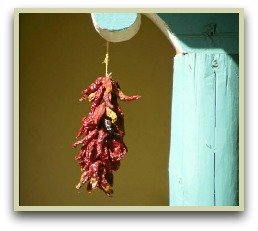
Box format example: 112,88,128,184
73,76,140,196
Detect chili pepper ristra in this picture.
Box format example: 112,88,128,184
72,42,141,196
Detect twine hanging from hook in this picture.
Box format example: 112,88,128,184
102,41,110,77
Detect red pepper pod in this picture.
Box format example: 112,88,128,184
96,129,108,159
101,145,110,167
92,102,106,124
117,90,141,101
81,77,104,98
89,86,105,111
72,129,98,148
103,91,113,109
99,166,113,197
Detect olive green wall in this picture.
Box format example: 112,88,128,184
19,13,175,206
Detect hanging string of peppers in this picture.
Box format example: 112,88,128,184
72,42,140,196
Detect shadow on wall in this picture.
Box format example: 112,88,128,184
19,13,176,206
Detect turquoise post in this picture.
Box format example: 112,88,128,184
169,53,239,206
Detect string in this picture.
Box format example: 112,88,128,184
103,41,110,77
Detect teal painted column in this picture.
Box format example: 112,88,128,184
169,53,239,206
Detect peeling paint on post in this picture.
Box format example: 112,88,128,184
169,53,239,206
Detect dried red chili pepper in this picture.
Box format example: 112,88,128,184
73,76,140,197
